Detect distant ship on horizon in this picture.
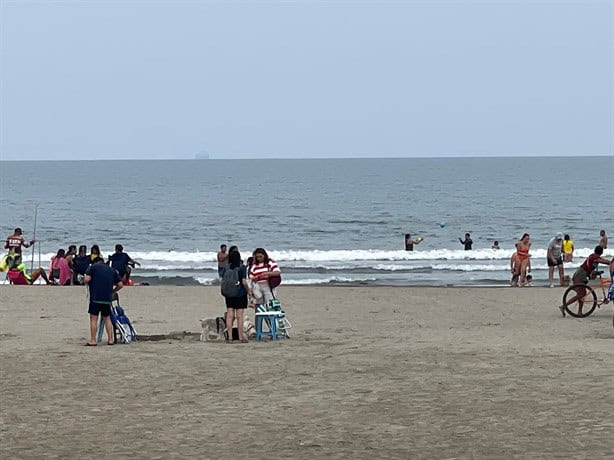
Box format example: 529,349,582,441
194,150,210,159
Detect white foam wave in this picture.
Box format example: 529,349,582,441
30,248,612,275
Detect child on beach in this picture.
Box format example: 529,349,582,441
562,234,574,262
510,252,531,287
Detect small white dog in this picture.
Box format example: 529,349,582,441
200,315,256,342
199,318,223,342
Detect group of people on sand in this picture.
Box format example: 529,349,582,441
50,244,140,286
2,227,139,286
217,244,281,343
510,230,609,288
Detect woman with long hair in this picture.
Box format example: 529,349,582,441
221,250,249,343
248,248,281,306
49,248,71,286
515,233,532,287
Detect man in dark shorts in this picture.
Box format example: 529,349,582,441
547,232,565,287
4,227,35,267
84,257,123,346
559,246,611,317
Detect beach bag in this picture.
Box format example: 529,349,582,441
221,266,242,297
267,262,282,288
268,274,282,289
111,304,138,343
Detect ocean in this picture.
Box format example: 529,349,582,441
1,157,612,286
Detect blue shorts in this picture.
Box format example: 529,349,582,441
88,301,111,317
218,267,225,278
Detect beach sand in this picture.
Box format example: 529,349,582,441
1,285,613,459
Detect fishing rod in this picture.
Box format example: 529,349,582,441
30,204,39,272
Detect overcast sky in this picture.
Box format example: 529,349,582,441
1,0,612,160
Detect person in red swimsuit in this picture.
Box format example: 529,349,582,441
515,233,531,287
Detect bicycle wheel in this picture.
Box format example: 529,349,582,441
563,284,597,318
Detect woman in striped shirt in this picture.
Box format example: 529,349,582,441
248,248,281,306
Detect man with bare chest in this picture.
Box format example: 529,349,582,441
217,244,229,278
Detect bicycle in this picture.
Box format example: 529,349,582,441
561,270,612,318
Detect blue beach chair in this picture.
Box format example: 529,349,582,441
255,299,291,340
96,295,137,344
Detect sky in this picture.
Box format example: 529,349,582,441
1,0,612,160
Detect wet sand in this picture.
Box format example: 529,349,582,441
1,285,613,459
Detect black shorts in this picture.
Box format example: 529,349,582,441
225,295,248,309
88,301,111,317
547,257,563,267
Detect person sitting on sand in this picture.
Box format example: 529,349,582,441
49,248,72,286
72,245,90,284
64,245,77,283
248,248,281,306
558,246,612,317
89,244,103,263
108,244,140,284
7,263,51,285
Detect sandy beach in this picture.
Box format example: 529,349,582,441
1,285,613,459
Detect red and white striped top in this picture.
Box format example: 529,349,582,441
249,259,280,282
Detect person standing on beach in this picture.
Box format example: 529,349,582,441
4,227,35,266
89,244,103,262
562,234,574,262
217,244,228,278
220,250,249,343
84,257,123,346
249,248,281,306
459,233,473,250
515,233,531,287
108,244,140,284
547,233,565,288
72,245,90,284
599,230,608,249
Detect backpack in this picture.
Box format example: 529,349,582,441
221,265,242,297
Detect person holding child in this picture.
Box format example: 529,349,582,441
515,233,532,287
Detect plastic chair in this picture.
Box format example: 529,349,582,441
254,301,291,341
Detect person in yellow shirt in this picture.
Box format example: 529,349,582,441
562,234,574,262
